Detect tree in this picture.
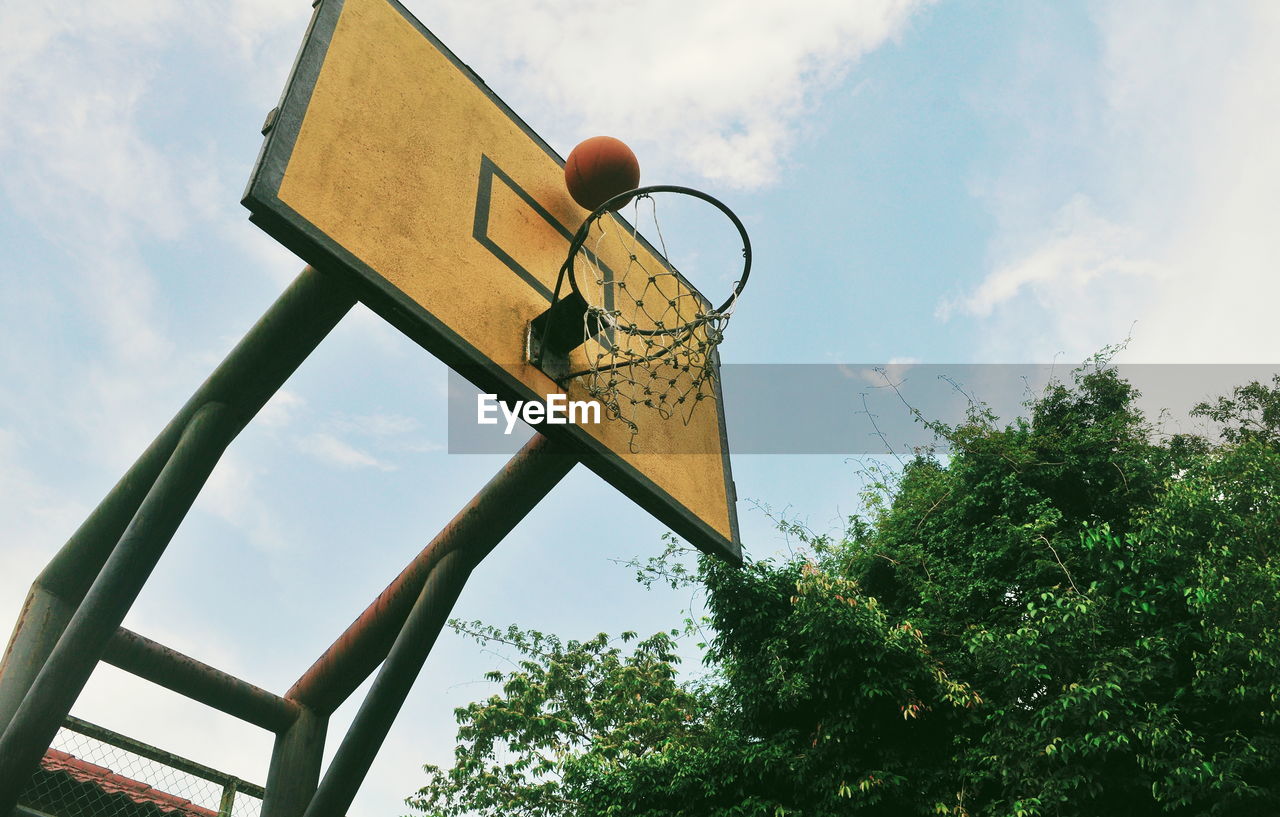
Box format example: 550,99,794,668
407,367,1280,817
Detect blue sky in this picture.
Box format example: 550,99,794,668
2,1,1278,813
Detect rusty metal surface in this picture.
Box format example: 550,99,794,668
304,548,470,817
0,265,355,811
103,628,298,735
0,588,73,732
299,435,576,816
0,404,235,807
261,707,327,817
287,432,576,714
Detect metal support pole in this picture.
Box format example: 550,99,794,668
305,551,469,817
218,780,239,817
0,588,73,732
103,628,299,733
261,706,328,817
300,433,576,817
0,265,356,737
288,432,578,714
35,265,356,603
0,403,233,805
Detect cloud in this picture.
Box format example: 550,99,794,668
0,10,183,392
0,0,316,485
331,412,422,437
296,413,443,466
0,0,309,428
949,1,1280,363
2,6,192,242
298,432,396,471
938,195,1161,321
199,452,292,554
0,3,316,786
257,389,306,428
415,0,933,187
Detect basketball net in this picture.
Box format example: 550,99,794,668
566,194,739,452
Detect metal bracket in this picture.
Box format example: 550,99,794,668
527,291,599,382
526,322,570,382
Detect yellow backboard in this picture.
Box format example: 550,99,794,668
244,0,740,561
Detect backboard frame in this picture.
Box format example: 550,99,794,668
242,0,741,563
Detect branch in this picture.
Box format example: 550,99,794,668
1039,534,1079,594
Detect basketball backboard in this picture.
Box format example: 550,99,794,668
243,0,741,562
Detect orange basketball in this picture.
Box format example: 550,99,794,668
564,136,641,211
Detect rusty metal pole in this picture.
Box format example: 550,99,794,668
288,433,578,715
0,403,233,804
102,628,299,733
0,589,73,736
0,266,356,810
300,433,576,817
218,780,239,817
0,265,355,735
261,706,328,817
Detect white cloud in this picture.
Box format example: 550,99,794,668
225,0,312,59
298,432,395,471
0,0,307,248
0,5,315,789
296,413,443,466
950,1,1280,363
199,452,292,554
1,9,182,241
939,194,1161,321
257,389,306,428
0,0,314,505
415,0,933,187
332,412,421,437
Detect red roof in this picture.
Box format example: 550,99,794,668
40,749,221,817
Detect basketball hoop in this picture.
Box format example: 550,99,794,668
529,185,752,449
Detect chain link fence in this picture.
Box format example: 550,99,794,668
17,716,263,817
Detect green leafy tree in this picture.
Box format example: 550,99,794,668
408,367,1280,817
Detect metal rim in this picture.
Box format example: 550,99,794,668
558,185,753,322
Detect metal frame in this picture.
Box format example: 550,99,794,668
2,1,748,811
0,265,577,817
530,185,752,386
556,185,753,322
53,715,265,811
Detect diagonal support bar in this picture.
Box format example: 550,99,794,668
0,265,356,811
0,265,356,735
305,550,470,817
0,403,232,803
287,433,577,714
34,265,357,603
298,433,576,817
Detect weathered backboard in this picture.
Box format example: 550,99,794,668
243,0,740,562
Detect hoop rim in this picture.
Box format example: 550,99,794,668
557,184,753,321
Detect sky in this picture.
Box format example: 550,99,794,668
2,0,1279,814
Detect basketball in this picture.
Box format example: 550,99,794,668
564,136,641,211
